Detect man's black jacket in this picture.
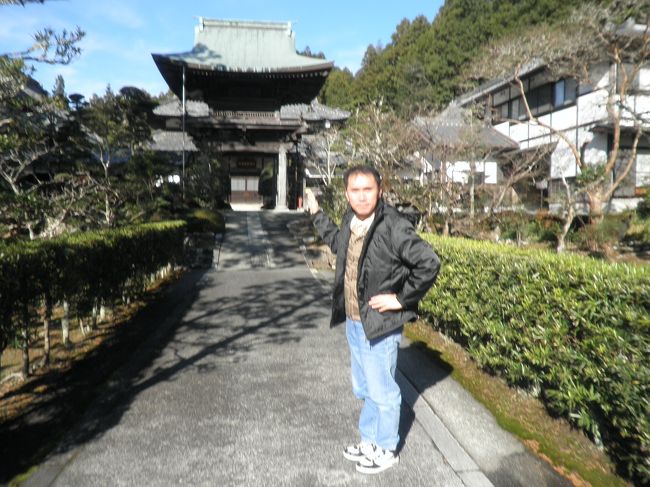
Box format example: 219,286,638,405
313,200,441,340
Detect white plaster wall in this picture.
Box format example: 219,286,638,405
494,121,510,135
608,198,642,212
528,122,551,140
637,152,650,187
509,123,529,143
631,94,650,123
528,136,553,148
582,132,608,166
549,105,577,132
484,161,498,184
588,62,611,90
444,160,497,184
578,89,609,125
551,138,579,178
639,66,650,90
446,161,470,184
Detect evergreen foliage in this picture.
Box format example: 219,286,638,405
320,0,600,113
0,221,186,374
420,234,650,484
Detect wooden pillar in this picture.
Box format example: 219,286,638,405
276,145,288,209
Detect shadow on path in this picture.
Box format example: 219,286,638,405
0,269,207,483
396,342,451,454
18,265,331,485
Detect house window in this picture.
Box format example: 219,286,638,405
565,78,578,103
510,97,525,120
637,149,650,188
554,78,577,107
492,76,579,123
533,84,553,115
554,80,565,106
493,102,508,121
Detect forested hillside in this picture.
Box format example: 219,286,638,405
319,0,601,114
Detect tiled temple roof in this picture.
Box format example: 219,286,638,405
154,98,350,123
153,19,332,73
149,129,198,152
280,101,350,121
414,104,518,151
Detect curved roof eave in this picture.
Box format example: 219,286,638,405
152,52,334,75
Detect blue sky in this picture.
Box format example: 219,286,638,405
1,1,443,99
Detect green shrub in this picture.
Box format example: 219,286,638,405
487,211,560,244
0,221,186,366
624,216,650,247
569,216,630,252
319,179,347,225
420,234,650,484
526,214,562,243
637,190,650,219
183,209,225,234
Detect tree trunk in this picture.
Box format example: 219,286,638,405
42,293,52,366
0,311,10,373
588,192,605,226
62,300,70,348
26,223,36,241
104,193,111,226
469,174,476,224
556,177,575,253
556,205,575,253
21,303,30,378
443,219,450,237
92,301,98,329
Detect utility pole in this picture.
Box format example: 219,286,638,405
182,64,186,200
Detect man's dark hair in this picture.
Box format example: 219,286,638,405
343,165,382,189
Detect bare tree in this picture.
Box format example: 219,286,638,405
302,124,345,186
487,145,552,215
348,99,420,195
468,1,650,251
411,106,545,236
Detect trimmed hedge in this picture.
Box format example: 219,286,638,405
0,221,186,359
420,235,650,484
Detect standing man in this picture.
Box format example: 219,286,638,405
305,165,440,474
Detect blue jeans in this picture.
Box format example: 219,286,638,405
345,318,402,451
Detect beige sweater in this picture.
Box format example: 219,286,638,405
344,225,367,320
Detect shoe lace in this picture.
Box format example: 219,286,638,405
360,442,375,456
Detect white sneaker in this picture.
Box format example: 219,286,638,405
356,447,399,474
343,442,375,462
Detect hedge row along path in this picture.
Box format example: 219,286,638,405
15,211,567,486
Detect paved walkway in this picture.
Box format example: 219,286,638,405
23,211,569,487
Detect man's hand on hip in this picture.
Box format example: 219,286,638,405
368,294,403,313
